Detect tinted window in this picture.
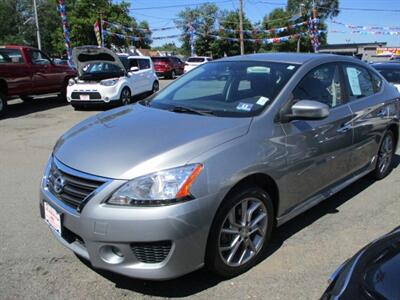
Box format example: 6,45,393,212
129,59,139,68
28,50,50,65
187,57,206,63
343,64,374,100
371,71,383,92
152,57,170,63
376,68,400,84
147,61,299,117
293,63,344,108
138,59,150,70
0,49,23,64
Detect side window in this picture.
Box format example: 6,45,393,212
28,50,50,65
370,71,382,93
0,49,23,64
138,59,150,70
129,59,139,69
293,63,344,108
343,64,374,100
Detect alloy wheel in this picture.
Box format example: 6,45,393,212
378,133,394,174
218,198,268,267
121,88,131,105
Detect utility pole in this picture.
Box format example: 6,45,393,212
33,0,41,50
239,0,244,55
296,3,305,53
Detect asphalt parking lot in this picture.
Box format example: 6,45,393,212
0,78,399,300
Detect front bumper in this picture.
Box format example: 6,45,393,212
39,160,218,280
67,83,122,104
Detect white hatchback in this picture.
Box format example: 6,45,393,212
184,56,212,73
67,46,159,108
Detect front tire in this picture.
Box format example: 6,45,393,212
152,81,159,94
120,87,131,106
371,130,395,180
205,185,275,278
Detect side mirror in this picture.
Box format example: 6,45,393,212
286,100,329,121
130,66,139,72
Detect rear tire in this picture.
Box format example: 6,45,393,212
152,81,159,94
205,185,275,278
0,92,7,117
169,70,176,79
371,130,395,180
120,87,131,106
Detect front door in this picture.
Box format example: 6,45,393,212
280,63,354,213
27,49,58,92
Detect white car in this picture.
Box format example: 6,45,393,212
183,56,212,73
67,46,159,108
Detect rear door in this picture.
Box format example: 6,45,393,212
280,63,354,211
342,63,393,173
0,48,32,95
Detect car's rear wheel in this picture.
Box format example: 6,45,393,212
120,87,131,106
371,130,395,179
205,185,274,278
0,92,7,117
169,70,176,79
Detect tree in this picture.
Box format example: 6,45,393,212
153,42,181,55
287,0,339,19
210,10,255,58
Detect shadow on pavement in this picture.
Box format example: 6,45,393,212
1,96,69,120
78,154,400,298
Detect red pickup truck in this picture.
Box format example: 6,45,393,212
0,45,76,116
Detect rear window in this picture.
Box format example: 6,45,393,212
187,57,206,63
152,57,170,63
138,59,151,70
0,49,23,64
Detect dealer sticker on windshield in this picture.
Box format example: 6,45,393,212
256,96,270,106
236,102,253,111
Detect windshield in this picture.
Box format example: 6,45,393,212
187,57,206,63
83,62,123,74
144,61,299,117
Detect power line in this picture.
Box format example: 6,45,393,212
129,0,232,11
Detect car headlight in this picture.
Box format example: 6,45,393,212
68,78,76,86
107,164,203,206
100,78,119,86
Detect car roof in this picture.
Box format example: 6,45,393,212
127,55,150,59
218,53,343,65
372,62,400,69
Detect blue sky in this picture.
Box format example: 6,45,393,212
127,0,400,47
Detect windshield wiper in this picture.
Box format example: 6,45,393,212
169,106,216,116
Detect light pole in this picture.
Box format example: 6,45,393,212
33,0,41,50
296,3,305,53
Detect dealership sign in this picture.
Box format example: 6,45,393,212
376,47,400,56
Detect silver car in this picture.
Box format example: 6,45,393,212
40,53,400,280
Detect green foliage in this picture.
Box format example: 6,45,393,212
153,42,182,55
0,0,151,57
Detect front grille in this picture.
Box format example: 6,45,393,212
131,241,172,264
71,92,101,100
47,160,105,209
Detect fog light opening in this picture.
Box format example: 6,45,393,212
99,245,124,264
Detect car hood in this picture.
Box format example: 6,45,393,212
54,104,251,180
72,46,125,76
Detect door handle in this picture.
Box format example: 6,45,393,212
337,123,352,133
377,109,386,118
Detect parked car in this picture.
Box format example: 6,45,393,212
66,46,159,109
40,53,399,280
321,226,400,300
184,56,212,73
372,63,400,92
151,56,184,79
0,45,76,116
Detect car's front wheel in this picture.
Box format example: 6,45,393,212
120,87,131,106
205,185,274,278
152,81,159,94
371,130,396,179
